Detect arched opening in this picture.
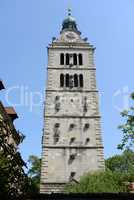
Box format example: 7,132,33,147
60,53,64,65
66,74,69,87
79,74,83,87
60,74,64,87
66,53,69,65
79,54,83,65
73,54,77,65
69,75,73,88
74,74,78,87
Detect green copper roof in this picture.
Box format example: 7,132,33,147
62,9,78,32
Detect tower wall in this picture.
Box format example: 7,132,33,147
40,16,105,193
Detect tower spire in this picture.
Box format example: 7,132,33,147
68,7,72,16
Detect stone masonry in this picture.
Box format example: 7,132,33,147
40,10,105,193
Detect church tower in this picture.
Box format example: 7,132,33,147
40,10,105,193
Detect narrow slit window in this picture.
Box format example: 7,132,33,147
73,54,77,65
66,53,69,65
66,74,69,87
79,74,84,87
70,137,76,144
79,54,83,65
60,53,64,65
55,96,60,101
84,123,90,130
69,75,74,88
55,123,60,128
60,74,64,87
85,138,90,144
69,124,75,130
70,172,76,180
74,74,78,87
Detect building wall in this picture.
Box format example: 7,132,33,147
40,36,104,193
48,48,94,68
0,101,17,147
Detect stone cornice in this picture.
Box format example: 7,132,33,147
44,115,101,119
48,45,95,51
43,145,104,149
47,67,96,70
46,89,98,93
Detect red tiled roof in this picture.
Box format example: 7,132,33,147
5,107,18,121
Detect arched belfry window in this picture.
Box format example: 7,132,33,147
74,74,78,87
73,54,77,65
60,53,64,65
79,74,84,87
66,54,69,65
60,74,64,87
79,54,83,65
66,74,69,87
69,75,74,88
60,73,83,88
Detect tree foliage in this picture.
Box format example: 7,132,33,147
65,150,134,193
27,155,41,193
64,170,130,193
0,120,28,198
118,93,134,150
106,149,134,174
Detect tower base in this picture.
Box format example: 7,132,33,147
40,183,66,194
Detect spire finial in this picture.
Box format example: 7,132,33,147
68,7,72,16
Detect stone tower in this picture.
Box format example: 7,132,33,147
40,10,105,193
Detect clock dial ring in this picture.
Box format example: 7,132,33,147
63,31,79,42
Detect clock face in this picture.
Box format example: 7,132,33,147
63,31,79,42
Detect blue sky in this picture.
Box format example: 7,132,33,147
0,0,134,162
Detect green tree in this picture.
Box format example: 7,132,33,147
106,149,134,174
64,170,129,193
65,150,134,193
118,93,134,150
27,155,41,193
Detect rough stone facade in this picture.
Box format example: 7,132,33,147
40,12,105,193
